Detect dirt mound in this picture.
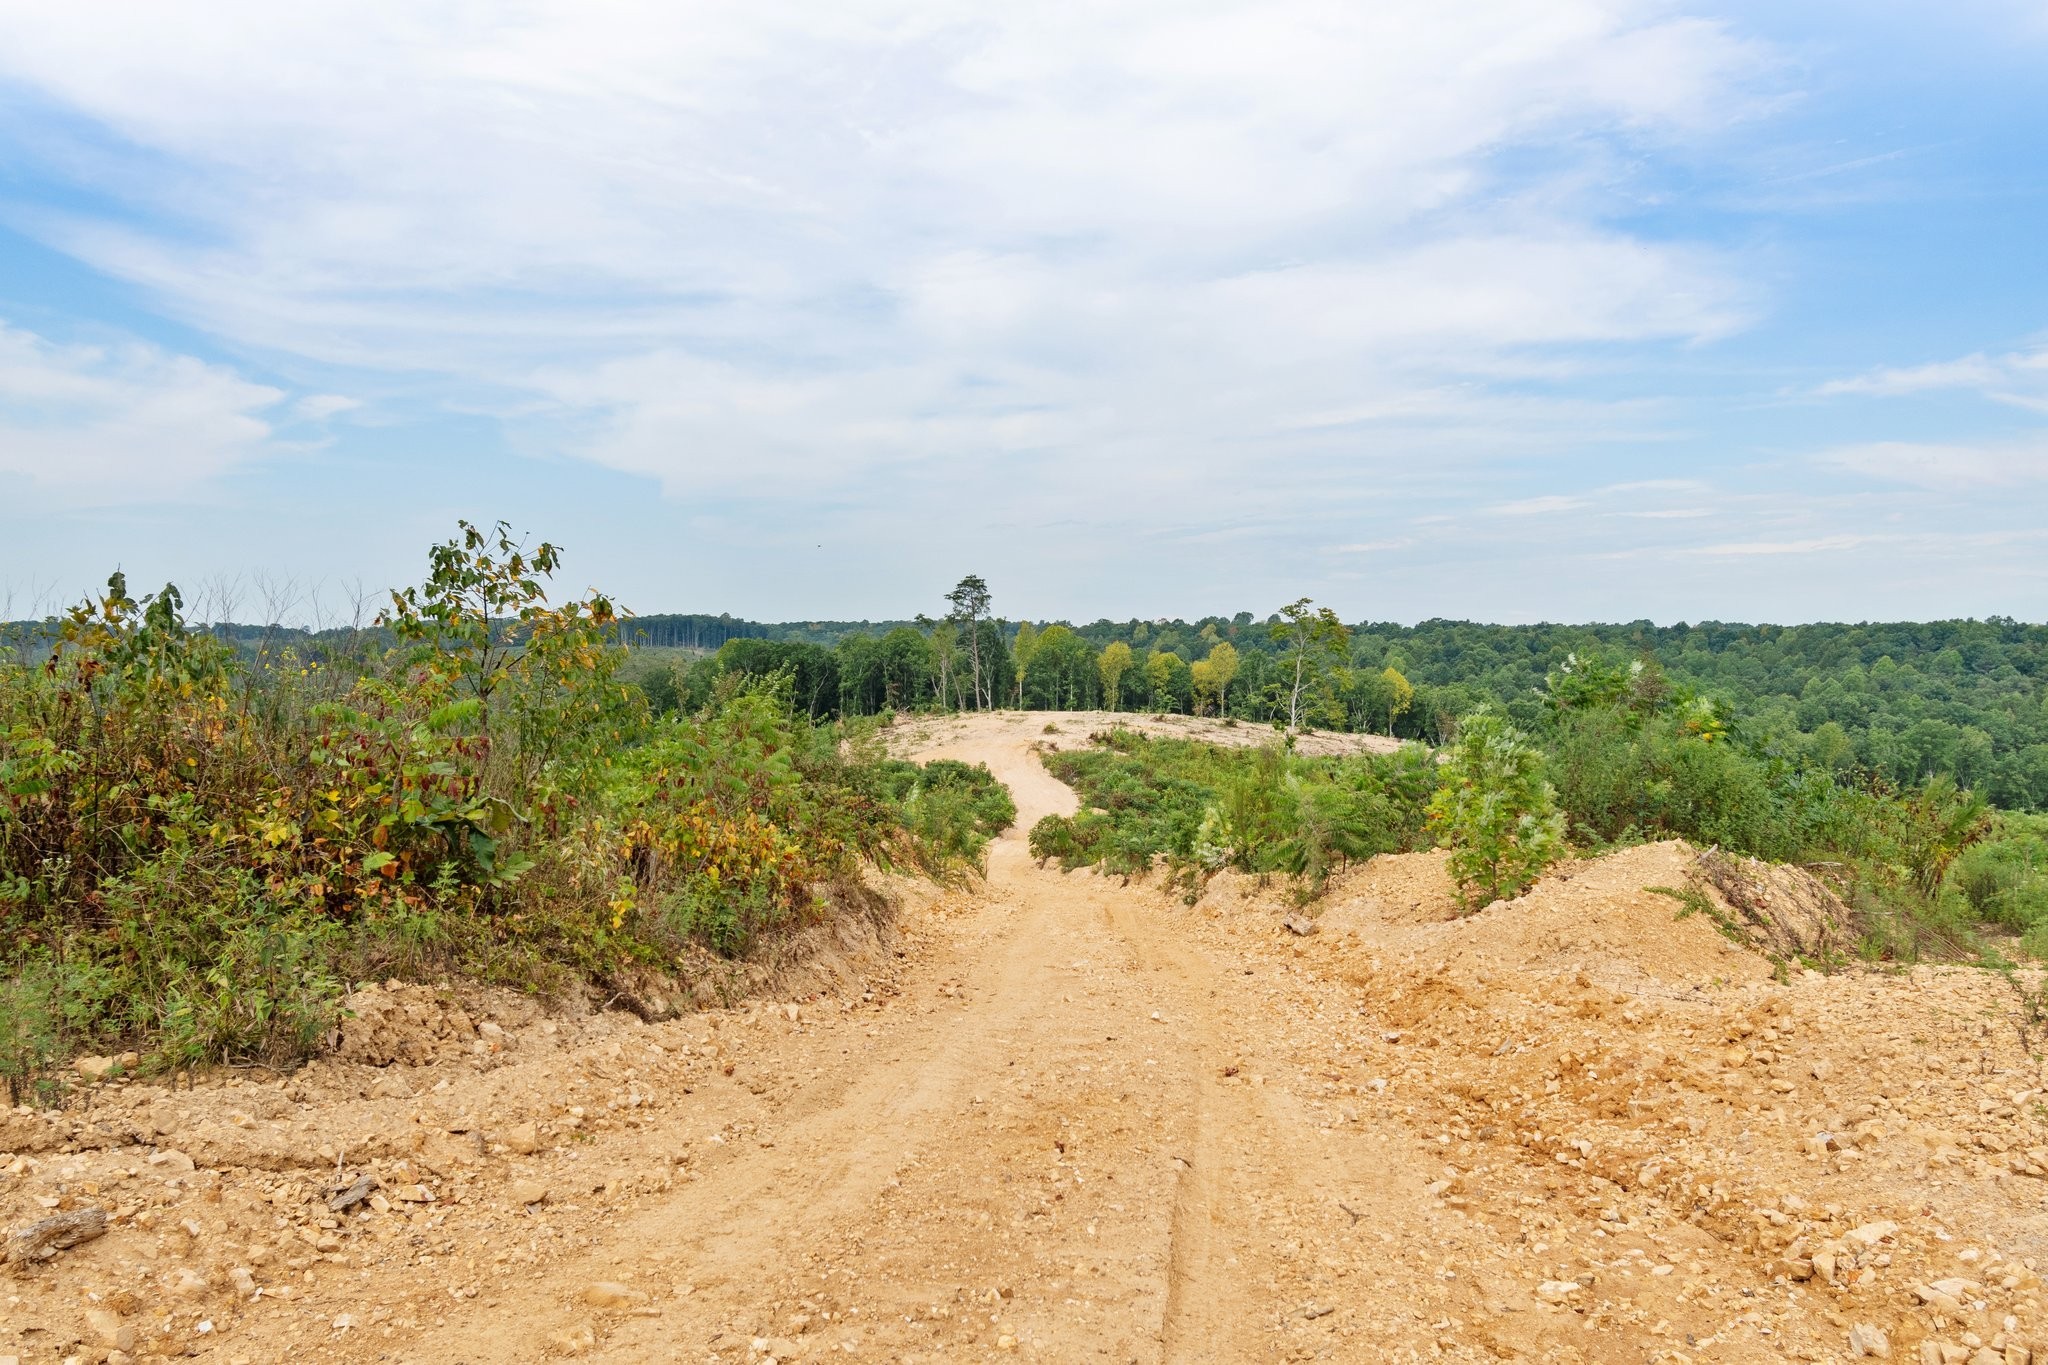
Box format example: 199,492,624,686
1312,849,1460,929
1446,840,1773,987
1693,846,1853,961
1212,839,1777,986
1249,841,1771,988
334,981,483,1066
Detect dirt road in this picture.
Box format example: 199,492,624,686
388,712,1458,1361
12,712,2048,1363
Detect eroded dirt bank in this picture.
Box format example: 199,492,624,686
6,712,2048,1364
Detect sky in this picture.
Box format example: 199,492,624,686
1,1,2046,627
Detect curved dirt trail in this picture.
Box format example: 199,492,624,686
373,714,1458,1362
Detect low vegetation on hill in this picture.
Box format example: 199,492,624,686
1026,666,2045,963
0,523,1009,1097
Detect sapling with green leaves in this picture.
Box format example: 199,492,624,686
1427,707,1566,911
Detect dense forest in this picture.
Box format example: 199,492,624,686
617,600,2048,812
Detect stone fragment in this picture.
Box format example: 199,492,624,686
1849,1323,1891,1358
1282,914,1317,936
581,1282,642,1308
509,1179,550,1206
73,1055,117,1082
328,1173,379,1212
85,1309,135,1352
1914,1283,1966,1314
1536,1280,1581,1303
504,1122,542,1155
167,1267,211,1298
1845,1221,1899,1248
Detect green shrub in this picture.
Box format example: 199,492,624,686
1033,730,1435,892
1427,709,1565,911
0,526,995,1068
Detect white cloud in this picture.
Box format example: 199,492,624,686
1486,494,1593,517
1692,534,1866,557
0,321,286,498
292,394,360,422
0,0,1774,500
1825,437,2048,489
1817,346,2048,413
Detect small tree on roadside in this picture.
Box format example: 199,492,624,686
1427,707,1565,911
1012,622,1040,708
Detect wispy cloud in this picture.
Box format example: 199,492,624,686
1817,347,2048,412
1824,437,2048,489
1692,535,1867,557
0,320,288,500
0,0,1774,509
1486,495,1593,517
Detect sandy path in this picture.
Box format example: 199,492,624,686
375,715,1450,1362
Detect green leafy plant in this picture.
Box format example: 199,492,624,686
1426,708,1565,911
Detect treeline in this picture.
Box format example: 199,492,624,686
622,590,2048,811
11,594,2044,809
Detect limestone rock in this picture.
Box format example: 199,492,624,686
581,1282,642,1308
84,1309,135,1352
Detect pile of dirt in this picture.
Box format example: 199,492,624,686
1239,840,1774,988
1310,849,1460,929
1692,846,1854,962
334,981,484,1066
1444,840,1774,987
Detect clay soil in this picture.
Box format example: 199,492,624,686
7,712,2048,1364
